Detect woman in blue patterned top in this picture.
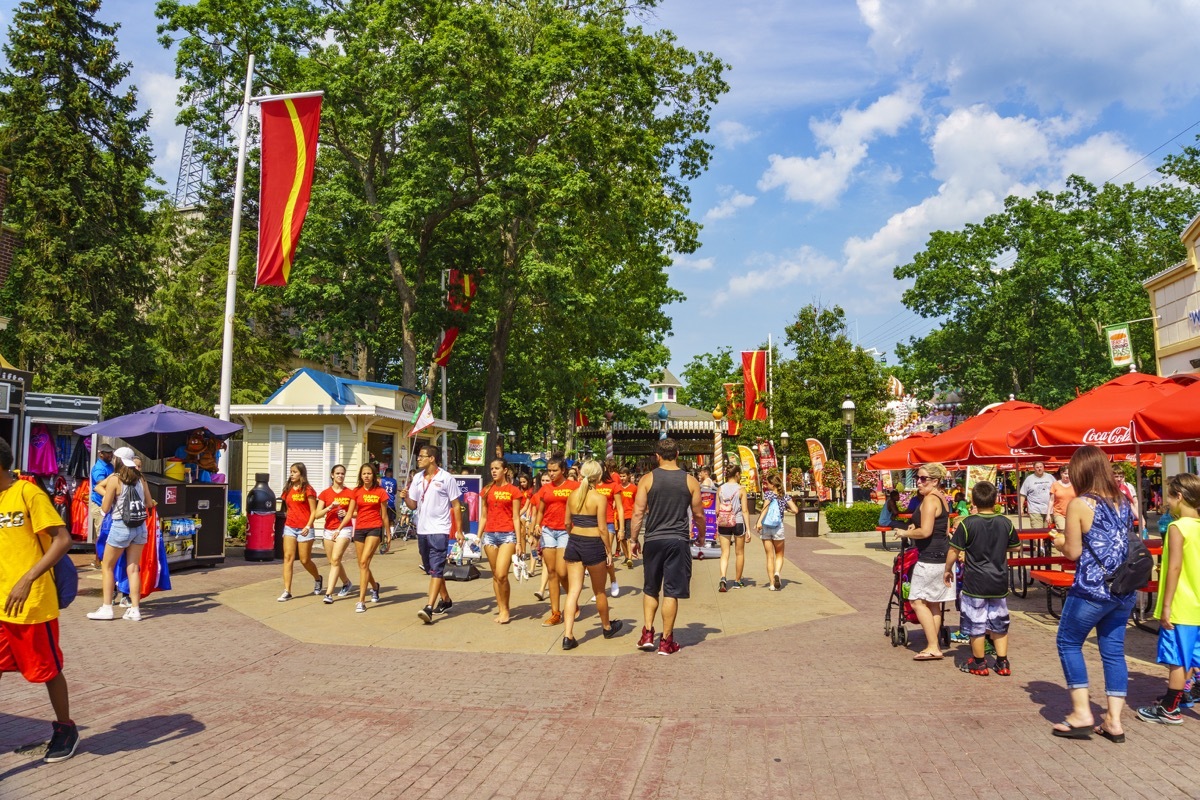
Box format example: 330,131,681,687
1049,445,1136,742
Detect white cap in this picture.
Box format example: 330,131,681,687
112,446,138,468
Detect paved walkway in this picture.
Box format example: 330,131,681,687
1,525,1198,799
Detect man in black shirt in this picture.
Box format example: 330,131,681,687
943,481,1019,677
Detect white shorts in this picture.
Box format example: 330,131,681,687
908,561,958,603
322,528,353,542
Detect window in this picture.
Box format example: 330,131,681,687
286,431,327,494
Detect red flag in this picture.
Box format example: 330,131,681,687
741,351,768,421
256,94,323,287
574,409,590,428
447,269,477,312
723,382,740,436
433,328,458,367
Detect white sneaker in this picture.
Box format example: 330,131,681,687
610,582,620,597
277,592,292,602
122,608,141,621
86,605,114,620
355,602,366,613
588,595,597,603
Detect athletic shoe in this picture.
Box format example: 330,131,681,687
657,634,680,655
1136,702,1183,725
86,605,114,620
624,558,633,568
949,630,970,644
43,721,79,763
773,574,782,590
1182,683,1200,709
418,605,434,624
993,657,1011,677
323,595,334,605
734,580,746,588
355,602,367,614
369,587,380,603
433,599,453,615
541,611,563,627
337,583,353,598
983,637,997,656
719,578,728,593
610,582,620,597
117,594,132,608
603,619,624,639
562,636,578,651
959,657,989,676
276,592,292,602
122,608,141,622
312,577,323,596
637,626,656,651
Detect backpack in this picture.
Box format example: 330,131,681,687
716,487,737,528
118,481,148,525
1082,500,1154,597
762,494,783,528
28,484,78,609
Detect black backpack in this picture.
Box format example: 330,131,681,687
1083,511,1154,597
118,482,148,525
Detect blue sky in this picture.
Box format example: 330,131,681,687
6,0,1200,392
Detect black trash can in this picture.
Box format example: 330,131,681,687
796,504,820,537
747,494,759,514
273,510,287,560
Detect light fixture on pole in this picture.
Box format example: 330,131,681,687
507,429,516,452
779,431,790,492
841,396,856,508
658,403,670,440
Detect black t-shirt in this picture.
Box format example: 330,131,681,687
948,513,1019,598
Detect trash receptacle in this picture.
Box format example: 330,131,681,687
274,510,287,560
796,504,820,537
747,494,759,514
245,472,277,561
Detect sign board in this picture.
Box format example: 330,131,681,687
464,430,487,466
164,486,178,505
1104,323,1133,368
454,474,482,535
692,488,717,544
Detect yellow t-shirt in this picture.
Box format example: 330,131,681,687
0,480,67,624
1156,517,1200,626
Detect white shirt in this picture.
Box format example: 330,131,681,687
1019,473,1054,514
407,468,462,536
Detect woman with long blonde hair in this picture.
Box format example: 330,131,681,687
561,460,623,649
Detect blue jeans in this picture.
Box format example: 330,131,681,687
1056,592,1135,696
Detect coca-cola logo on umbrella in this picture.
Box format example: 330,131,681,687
1082,426,1132,446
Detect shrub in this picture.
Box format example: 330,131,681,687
825,502,884,533
227,512,247,541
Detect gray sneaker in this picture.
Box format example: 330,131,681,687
336,582,353,598
312,577,324,596
369,586,380,603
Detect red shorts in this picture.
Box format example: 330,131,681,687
0,619,63,683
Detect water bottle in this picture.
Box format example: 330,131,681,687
245,472,278,562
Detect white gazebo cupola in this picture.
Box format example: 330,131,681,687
649,369,683,404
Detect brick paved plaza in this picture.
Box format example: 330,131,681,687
3,524,1199,799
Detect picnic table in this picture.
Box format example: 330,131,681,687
1021,538,1165,626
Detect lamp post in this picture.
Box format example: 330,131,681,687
604,410,615,460
842,396,856,508
507,429,516,453
658,403,670,440
780,430,790,493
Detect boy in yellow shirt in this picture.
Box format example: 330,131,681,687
0,437,78,761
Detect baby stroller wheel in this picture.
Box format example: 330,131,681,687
883,615,892,637
897,626,908,646
939,626,951,649
889,627,900,647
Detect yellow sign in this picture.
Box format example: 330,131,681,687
737,445,760,494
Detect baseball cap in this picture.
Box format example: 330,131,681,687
98,442,114,454
112,446,138,468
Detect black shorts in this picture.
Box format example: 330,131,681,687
563,534,608,567
643,537,692,599
353,526,383,543
717,523,745,538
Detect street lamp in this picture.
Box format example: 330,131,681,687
841,396,856,508
779,431,790,493
507,429,516,452
658,403,670,440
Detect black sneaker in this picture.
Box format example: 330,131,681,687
43,721,79,763
418,605,434,624
602,619,624,639
562,636,578,651
433,599,453,615
1136,702,1183,725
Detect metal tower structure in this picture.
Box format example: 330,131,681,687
173,112,208,208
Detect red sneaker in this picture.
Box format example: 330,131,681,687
657,634,680,655
637,626,656,651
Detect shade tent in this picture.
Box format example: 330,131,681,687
1006,372,1199,456
864,432,936,471
907,400,1050,466
75,403,243,459
1132,380,1200,453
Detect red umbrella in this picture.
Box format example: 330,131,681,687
1132,379,1200,453
864,431,936,470
908,400,1050,466
1007,372,1199,455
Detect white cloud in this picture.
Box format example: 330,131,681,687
671,254,716,271
703,189,756,222
713,120,759,148
712,246,839,307
757,86,922,205
133,68,187,194
1058,133,1144,186
858,0,1200,114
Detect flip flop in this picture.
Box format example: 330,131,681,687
1051,723,1093,739
1093,726,1125,743
912,652,944,661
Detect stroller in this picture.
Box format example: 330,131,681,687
884,538,955,649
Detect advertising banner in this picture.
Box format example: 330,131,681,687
1104,323,1133,368
965,465,997,508
737,445,760,495
692,488,718,545
759,440,778,471
453,475,482,535
806,438,830,501
463,431,487,466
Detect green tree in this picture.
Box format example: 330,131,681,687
677,347,736,412
0,0,162,413
894,176,1197,410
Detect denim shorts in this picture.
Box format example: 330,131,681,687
107,519,148,549
541,527,569,549
283,525,316,543
760,524,785,541
482,532,517,548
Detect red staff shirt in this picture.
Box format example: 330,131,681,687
619,482,637,519
318,486,354,530
483,483,520,532
597,479,621,524
354,485,390,529
537,480,579,530
283,484,317,528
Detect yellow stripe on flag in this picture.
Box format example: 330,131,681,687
280,99,308,283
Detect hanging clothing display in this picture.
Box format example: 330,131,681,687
26,423,59,476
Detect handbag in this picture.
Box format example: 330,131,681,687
1082,502,1153,597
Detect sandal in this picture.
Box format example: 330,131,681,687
912,652,944,661
1051,723,1093,739
1093,726,1125,744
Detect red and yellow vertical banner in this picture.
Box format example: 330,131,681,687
741,350,768,421
433,328,459,367
447,269,477,312
723,382,740,436
806,438,829,501
574,409,590,429
257,95,323,287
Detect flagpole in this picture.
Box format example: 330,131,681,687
440,270,448,460
767,334,774,431
217,53,255,476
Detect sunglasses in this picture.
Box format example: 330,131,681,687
915,476,934,484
